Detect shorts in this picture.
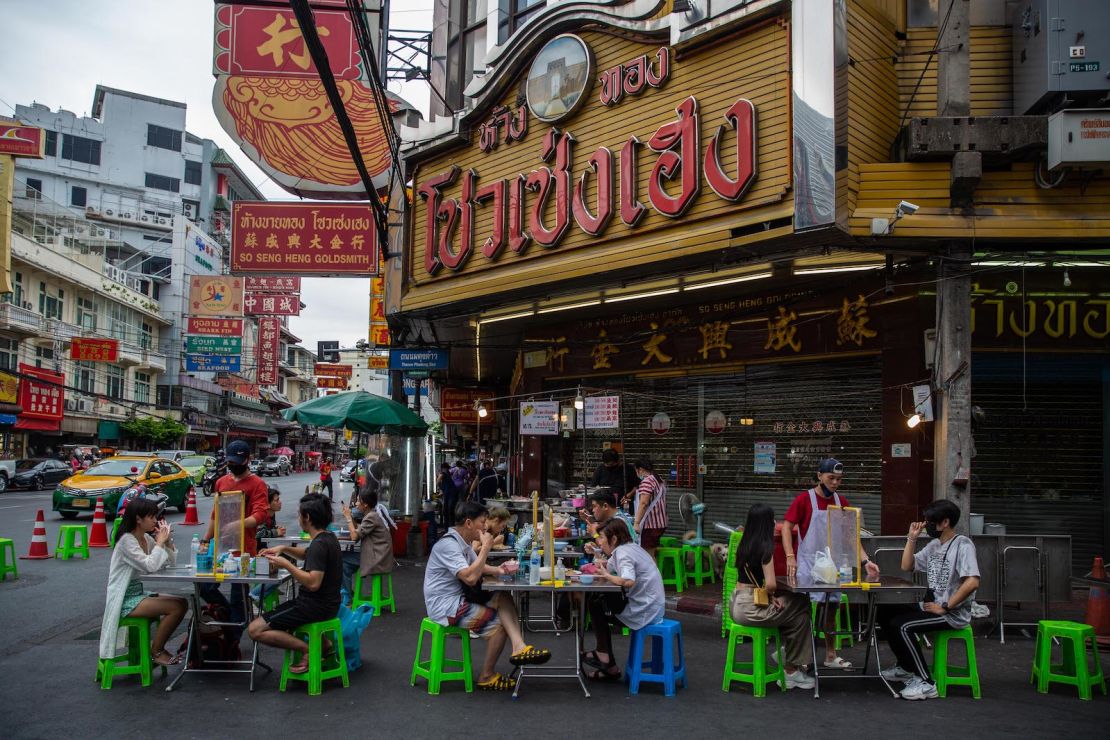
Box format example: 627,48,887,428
639,528,665,549
447,598,501,638
262,600,335,633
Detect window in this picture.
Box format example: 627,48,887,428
76,296,97,331
38,282,64,320
140,322,153,350
25,177,42,199
12,272,23,309
61,134,102,165
71,186,87,207
107,365,124,399
498,0,543,43
184,160,202,186
134,372,151,405
34,346,54,369
146,124,183,152
145,172,180,193
106,301,131,341
44,130,57,157
74,360,96,393
0,338,18,371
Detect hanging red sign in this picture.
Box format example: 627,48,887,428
256,317,281,385
16,363,63,426
231,202,380,276
317,376,349,389
245,276,301,292
187,317,244,337
213,5,361,80
0,123,46,158
70,338,119,362
440,388,494,424
314,363,353,378
244,293,301,316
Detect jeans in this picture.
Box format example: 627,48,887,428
320,475,334,499
341,551,361,603
198,582,249,641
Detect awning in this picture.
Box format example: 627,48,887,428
229,428,271,440
0,413,17,425
62,416,99,435
98,420,121,440
15,416,62,432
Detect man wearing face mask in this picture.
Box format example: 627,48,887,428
198,440,273,640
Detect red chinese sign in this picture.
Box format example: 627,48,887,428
245,276,301,292
440,388,494,424
187,317,244,337
0,122,45,158
317,376,349,389
314,363,353,378
244,293,301,316
17,363,63,422
256,317,281,385
213,5,360,80
70,338,119,362
231,202,380,276
218,376,259,397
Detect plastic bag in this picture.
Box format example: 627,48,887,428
339,603,374,672
812,547,839,585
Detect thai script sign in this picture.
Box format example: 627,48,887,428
231,202,380,275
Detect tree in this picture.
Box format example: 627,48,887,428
121,417,188,448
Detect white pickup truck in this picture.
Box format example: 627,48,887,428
0,458,16,493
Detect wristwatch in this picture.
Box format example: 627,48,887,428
861,558,870,567
940,601,950,612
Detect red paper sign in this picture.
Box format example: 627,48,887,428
18,363,63,421
245,276,301,292
231,202,380,275
244,292,301,316
213,5,360,80
256,317,281,385
314,362,353,378
0,123,46,157
186,317,244,337
440,388,493,424
70,338,119,362
317,376,349,389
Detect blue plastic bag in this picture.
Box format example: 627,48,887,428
338,603,374,672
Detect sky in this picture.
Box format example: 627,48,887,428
0,0,433,354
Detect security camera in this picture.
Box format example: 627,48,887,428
897,201,920,216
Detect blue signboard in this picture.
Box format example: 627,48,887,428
185,354,242,372
388,348,449,371
387,375,429,398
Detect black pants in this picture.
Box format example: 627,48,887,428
320,475,333,499
198,582,249,641
876,604,952,682
586,590,629,659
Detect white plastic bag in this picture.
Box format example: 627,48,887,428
812,547,839,585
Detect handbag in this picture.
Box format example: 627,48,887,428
743,565,770,607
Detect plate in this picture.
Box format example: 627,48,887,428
72,498,91,508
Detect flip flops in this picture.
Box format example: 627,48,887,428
823,656,854,670
153,649,182,667
587,665,622,682
510,645,552,666
478,672,516,691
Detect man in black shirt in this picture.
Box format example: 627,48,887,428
590,449,639,516
248,493,342,674
475,459,500,504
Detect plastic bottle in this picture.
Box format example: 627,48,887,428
839,557,852,585
529,548,541,585
191,535,200,570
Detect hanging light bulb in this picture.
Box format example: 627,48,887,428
906,413,922,428
574,388,584,410
1063,269,1071,288
477,403,488,418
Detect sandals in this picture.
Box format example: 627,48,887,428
587,665,622,682
478,672,516,691
823,656,854,670
152,649,181,667
510,645,552,666
581,650,606,670
288,657,310,674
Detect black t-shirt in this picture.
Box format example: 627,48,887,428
476,468,499,502
296,531,342,617
590,462,638,493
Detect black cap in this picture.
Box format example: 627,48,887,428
818,458,844,474
225,440,251,465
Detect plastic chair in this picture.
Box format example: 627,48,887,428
656,547,687,593
810,595,854,649
410,617,473,695
931,625,981,698
721,622,786,697
682,543,716,587
352,571,396,614
0,538,17,581
1031,620,1107,700
721,530,743,637
109,518,123,547
95,616,167,689
56,524,90,560
658,535,681,549
625,618,686,696
279,618,349,695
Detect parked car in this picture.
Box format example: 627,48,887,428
178,454,215,485
52,455,194,519
339,460,358,482
0,458,15,493
10,458,73,491
259,455,291,477
249,459,263,474
154,449,195,462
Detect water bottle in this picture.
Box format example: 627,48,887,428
506,531,515,549
190,534,200,571
839,557,852,585
529,548,540,585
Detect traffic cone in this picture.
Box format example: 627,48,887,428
19,509,51,559
89,497,110,547
1085,556,1110,646
181,487,201,526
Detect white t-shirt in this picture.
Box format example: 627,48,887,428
607,543,665,630
423,528,474,625
913,534,979,628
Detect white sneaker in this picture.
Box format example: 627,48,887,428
784,670,815,690
881,665,914,683
900,676,939,700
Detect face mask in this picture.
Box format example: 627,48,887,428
228,462,248,476
925,522,939,538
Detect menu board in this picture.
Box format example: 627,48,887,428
584,395,620,429
519,400,560,435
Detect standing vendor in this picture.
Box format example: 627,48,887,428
589,449,639,517
781,458,879,670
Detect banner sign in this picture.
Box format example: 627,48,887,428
245,276,301,292
70,338,119,362
230,201,380,276
317,376,349,389
218,376,259,397
441,388,492,424
17,363,63,421
186,354,242,372
519,400,560,436
0,371,16,404
186,317,243,336
189,275,244,316
367,354,388,369
388,348,449,371
186,336,243,355
0,122,46,158
213,5,361,80
244,292,301,316
584,395,620,429
256,317,281,385
314,362,353,378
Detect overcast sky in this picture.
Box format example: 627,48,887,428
0,0,433,354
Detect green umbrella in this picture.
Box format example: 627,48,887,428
281,391,428,436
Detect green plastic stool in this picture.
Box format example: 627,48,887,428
95,616,166,689
1031,620,1107,700
261,587,281,612
279,618,348,695
109,518,123,547
410,617,474,695
353,571,396,614
721,530,744,637
656,547,686,593
931,625,981,698
56,524,90,560
0,538,17,581
722,622,786,697
658,536,681,549
811,595,854,650
583,610,631,636
683,543,716,587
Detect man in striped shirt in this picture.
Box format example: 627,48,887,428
632,458,668,556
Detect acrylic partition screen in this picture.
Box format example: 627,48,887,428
826,505,861,582
214,490,246,555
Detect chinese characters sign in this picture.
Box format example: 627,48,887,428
231,202,380,276
317,376,349,389
213,6,360,79
186,336,243,355
256,317,281,385
244,293,301,316
583,395,620,429
369,274,389,347
314,363,353,378
70,338,119,362
189,276,244,316
18,364,63,422
186,317,243,336
245,276,301,292
519,401,560,436
186,354,242,372
440,388,492,424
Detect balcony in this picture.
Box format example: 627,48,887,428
0,302,44,336
117,342,142,366
141,349,167,373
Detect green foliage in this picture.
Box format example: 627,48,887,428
121,416,188,447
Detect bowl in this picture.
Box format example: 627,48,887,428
578,574,595,585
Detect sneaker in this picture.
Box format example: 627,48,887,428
881,665,914,683
784,670,815,690
900,676,939,700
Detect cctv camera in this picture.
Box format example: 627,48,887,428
897,201,920,215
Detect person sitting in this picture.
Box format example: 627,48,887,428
424,501,551,690
472,506,511,553
582,490,635,559
255,486,286,542
247,494,343,674
877,500,980,701
730,504,814,689
340,487,396,602
99,497,188,668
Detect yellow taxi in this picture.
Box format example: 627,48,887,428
52,455,194,519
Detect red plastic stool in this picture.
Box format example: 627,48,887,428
418,521,430,555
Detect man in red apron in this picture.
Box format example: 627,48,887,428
782,458,879,669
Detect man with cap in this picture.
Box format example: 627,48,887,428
782,458,879,669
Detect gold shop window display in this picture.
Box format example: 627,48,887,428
826,505,862,585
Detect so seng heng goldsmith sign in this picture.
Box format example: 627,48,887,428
231,202,380,276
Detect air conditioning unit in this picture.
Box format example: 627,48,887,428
140,215,149,222
182,202,198,220
85,206,100,216
77,398,93,413
64,398,78,412
22,301,33,310
105,208,114,216
156,217,168,225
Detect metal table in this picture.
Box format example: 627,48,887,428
262,535,360,553
780,575,927,699
483,576,622,698
142,567,293,692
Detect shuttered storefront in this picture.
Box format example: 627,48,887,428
971,354,1107,573
545,356,883,543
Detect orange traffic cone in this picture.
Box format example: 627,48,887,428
19,509,51,559
1085,556,1110,646
89,497,110,547
181,487,201,526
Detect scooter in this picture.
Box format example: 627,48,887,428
201,461,227,496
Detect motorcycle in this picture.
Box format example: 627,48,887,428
201,461,227,496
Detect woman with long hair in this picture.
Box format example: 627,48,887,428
730,503,815,690
632,458,668,556
99,497,188,667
